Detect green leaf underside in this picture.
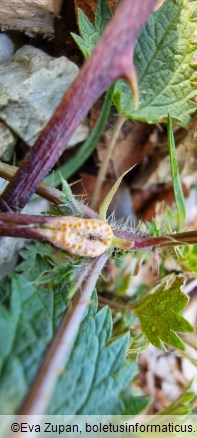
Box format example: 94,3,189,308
0,245,139,415
113,0,197,126
136,276,194,351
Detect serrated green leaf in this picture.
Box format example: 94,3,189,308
113,0,197,126
136,276,194,351
16,242,54,281
0,273,68,414
71,0,112,58
48,305,138,415
0,267,139,415
95,0,112,35
0,248,70,414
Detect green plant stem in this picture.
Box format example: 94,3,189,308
19,253,108,416
98,295,135,312
167,113,186,230
91,114,126,209
44,85,115,186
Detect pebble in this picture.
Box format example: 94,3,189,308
0,33,14,64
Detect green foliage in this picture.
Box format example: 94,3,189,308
136,276,194,351
71,0,111,58
0,273,67,413
114,0,197,126
48,299,140,415
0,0,196,417
73,0,196,126
0,243,78,413
167,113,186,229
180,245,197,276
119,389,151,416
0,248,143,415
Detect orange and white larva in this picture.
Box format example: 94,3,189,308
39,217,113,257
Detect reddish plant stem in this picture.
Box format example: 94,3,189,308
0,0,156,212
1,213,197,249
114,228,197,248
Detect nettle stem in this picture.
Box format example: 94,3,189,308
0,0,157,212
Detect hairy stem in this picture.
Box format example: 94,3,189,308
0,0,156,212
1,212,197,249
91,114,125,209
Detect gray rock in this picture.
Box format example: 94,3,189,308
0,45,89,147
0,121,16,160
0,33,14,64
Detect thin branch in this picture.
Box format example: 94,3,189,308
0,161,64,206
98,295,134,312
0,161,98,218
91,114,125,209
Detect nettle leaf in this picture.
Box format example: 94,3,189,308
0,269,140,415
136,276,194,351
71,0,112,58
0,273,67,414
16,242,53,281
114,0,197,126
48,301,139,415
0,242,77,414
